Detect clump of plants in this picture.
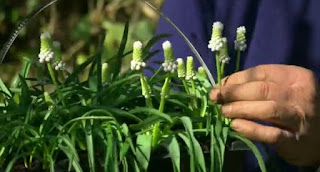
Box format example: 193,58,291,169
0,1,267,172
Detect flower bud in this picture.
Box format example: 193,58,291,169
198,66,207,79
133,41,143,62
176,58,186,78
39,32,55,63
102,63,110,82
131,41,146,71
44,91,54,105
162,41,176,73
208,22,224,52
186,56,196,80
234,26,247,51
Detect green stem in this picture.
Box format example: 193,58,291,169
182,79,190,95
152,75,171,147
221,62,226,79
235,50,241,72
47,63,66,106
215,53,221,86
191,80,198,109
140,72,153,108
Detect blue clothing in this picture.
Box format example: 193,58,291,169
154,0,320,171
155,0,320,79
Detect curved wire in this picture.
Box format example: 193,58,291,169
143,1,216,86
0,0,60,64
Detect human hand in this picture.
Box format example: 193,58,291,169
210,64,320,166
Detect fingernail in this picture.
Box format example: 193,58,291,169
221,105,231,115
210,89,220,102
230,119,239,130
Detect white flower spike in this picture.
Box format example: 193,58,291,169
208,21,224,52
162,41,177,73
131,41,147,71
234,26,247,51
38,32,55,63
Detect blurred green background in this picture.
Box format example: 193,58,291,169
0,0,164,84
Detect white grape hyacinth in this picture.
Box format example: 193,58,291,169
38,32,55,63
38,51,54,63
208,21,224,52
162,41,177,73
54,61,66,71
130,41,147,71
234,26,247,51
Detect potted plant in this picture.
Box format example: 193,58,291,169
0,1,267,172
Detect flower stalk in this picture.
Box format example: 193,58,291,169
208,22,224,85
131,41,153,108
152,41,176,147
39,32,65,106
186,56,198,109
177,58,190,95
219,38,230,78
234,26,247,72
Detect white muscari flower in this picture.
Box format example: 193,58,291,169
54,61,66,71
208,21,224,52
38,32,55,63
234,26,247,51
176,58,186,78
186,56,197,80
219,38,230,64
131,41,147,71
162,41,177,73
198,66,207,79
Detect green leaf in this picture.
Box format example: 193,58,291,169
84,123,96,172
210,125,215,172
19,75,31,109
5,155,21,172
96,34,105,105
130,107,173,123
0,77,12,98
112,22,129,80
143,34,171,55
59,145,83,172
180,116,206,172
130,116,162,130
105,123,119,172
229,131,267,172
136,134,152,171
106,107,142,122
230,140,251,151
166,135,180,172
177,132,194,172
65,56,95,84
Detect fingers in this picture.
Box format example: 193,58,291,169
221,65,298,86
231,119,295,144
221,65,268,86
210,81,291,103
221,101,301,131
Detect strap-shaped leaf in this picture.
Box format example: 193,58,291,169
180,116,206,172
229,131,267,172
136,134,152,171
130,107,173,123
167,135,180,172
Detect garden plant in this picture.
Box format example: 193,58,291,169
0,1,268,172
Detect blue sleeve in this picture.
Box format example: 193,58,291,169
152,0,215,72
